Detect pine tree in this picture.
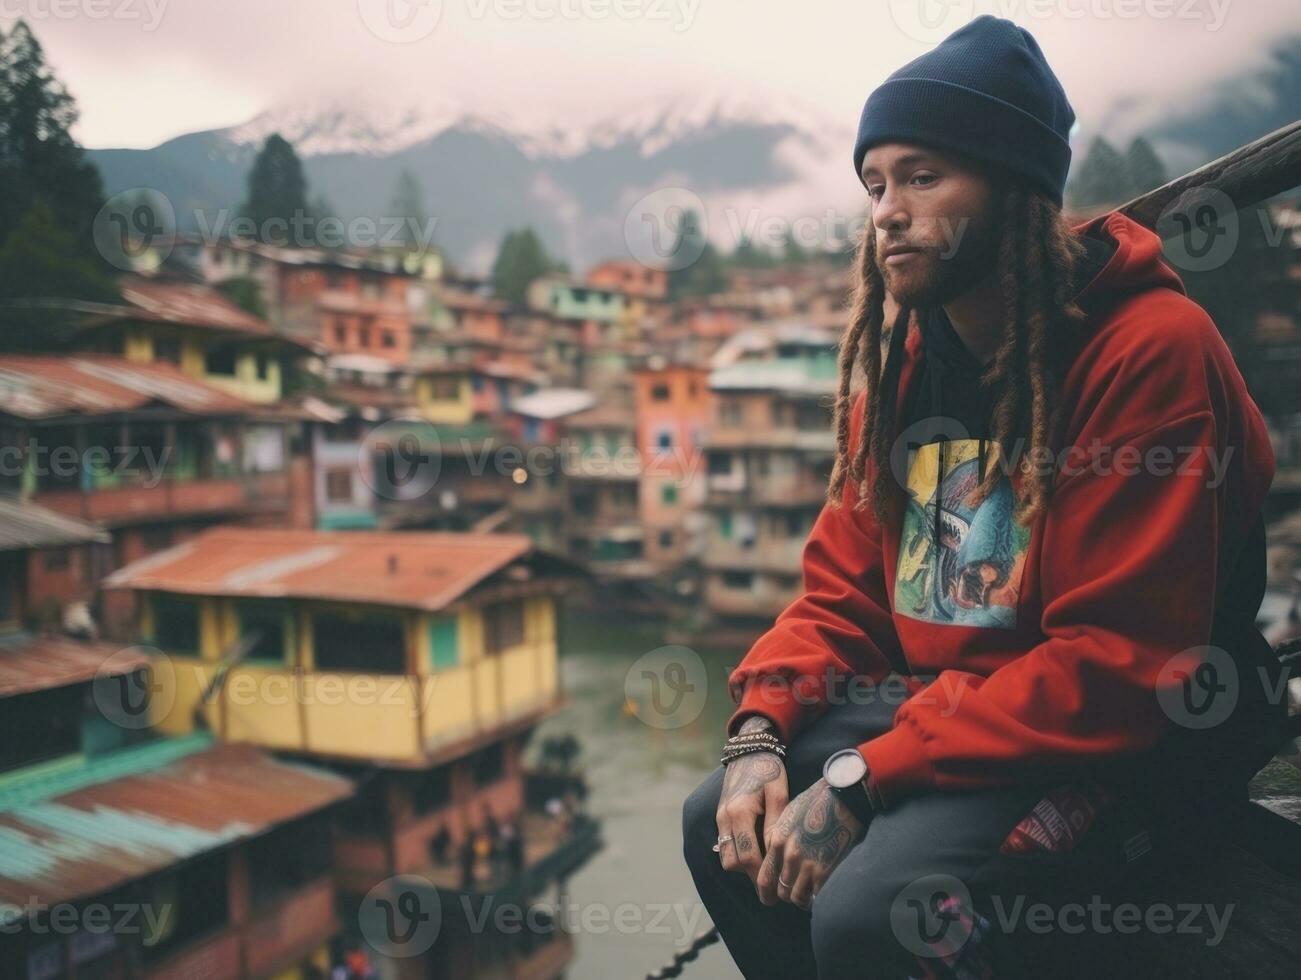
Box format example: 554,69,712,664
390,168,429,246
1066,137,1129,209
240,134,311,246
0,201,119,351
667,210,727,299
0,20,106,252
491,228,558,305
1124,137,1168,199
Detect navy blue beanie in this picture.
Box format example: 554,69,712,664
853,15,1075,204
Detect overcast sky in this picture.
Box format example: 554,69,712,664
6,0,1298,150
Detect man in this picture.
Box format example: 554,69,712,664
683,15,1287,979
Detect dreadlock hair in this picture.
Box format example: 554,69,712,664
826,182,1088,528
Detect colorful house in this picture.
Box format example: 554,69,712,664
0,528,351,979
73,276,303,404
105,527,599,978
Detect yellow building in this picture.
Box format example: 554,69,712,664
105,526,579,767
74,277,307,404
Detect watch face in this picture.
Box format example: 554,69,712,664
825,750,867,789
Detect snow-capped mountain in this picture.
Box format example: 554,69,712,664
89,87,860,271
220,87,849,160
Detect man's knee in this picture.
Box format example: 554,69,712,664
682,768,724,869
810,873,900,978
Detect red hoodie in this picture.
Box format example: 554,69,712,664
726,211,1278,808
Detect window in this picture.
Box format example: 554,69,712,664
381,331,396,349
236,601,287,665
472,743,505,785
43,548,71,572
429,616,459,670
720,403,743,426
651,383,670,401
661,483,677,506
412,766,452,813
707,452,732,476
430,377,460,400
483,600,524,655
312,610,406,673
722,571,754,590
248,818,331,909
333,323,346,344
153,336,182,365
358,327,372,348
204,343,238,376
151,595,200,653
659,530,673,548
656,429,673,450
0,686,81,775
255,353,271,380
140,853,228,964
325,468,354,503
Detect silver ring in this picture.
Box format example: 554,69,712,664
778,877,792,889
711,835,735,853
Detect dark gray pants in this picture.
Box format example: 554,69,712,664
682,678,1233,979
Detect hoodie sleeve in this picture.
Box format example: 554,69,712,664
726,389,902,741
858,303,1273,807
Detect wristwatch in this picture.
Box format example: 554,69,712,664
822,748,876,827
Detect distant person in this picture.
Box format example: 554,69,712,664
683,15,1287,979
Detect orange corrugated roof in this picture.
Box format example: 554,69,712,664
0,355,252,419
105,526,536,611
0,635,149,698
115,277,276,336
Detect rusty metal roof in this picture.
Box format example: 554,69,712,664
111,277,277,337
104,526,539,611
0,497,109,552
0,355,252,420
0,737,352,917
0,634,148,699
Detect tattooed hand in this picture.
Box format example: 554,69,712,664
757,778,865,910
716,716,789,883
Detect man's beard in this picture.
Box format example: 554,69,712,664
877,216,1001,309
